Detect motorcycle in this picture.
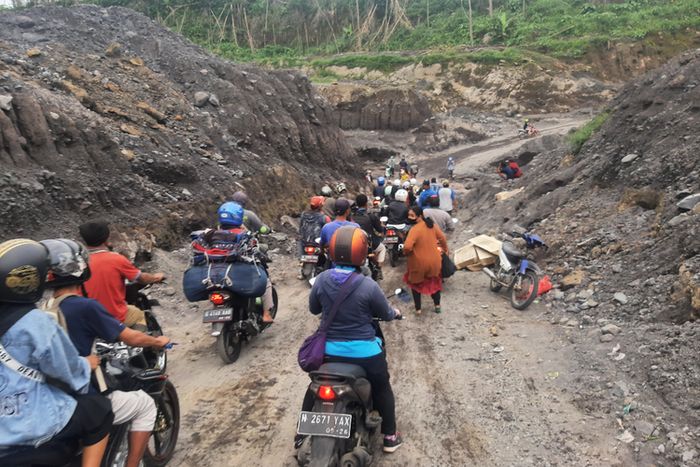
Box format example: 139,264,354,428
295,290,405,467
518,126,539,139
482,231,547,310
300,237,327,285
2,285,179,467
369,197,383,215
201,236,279,364
380,217,407,268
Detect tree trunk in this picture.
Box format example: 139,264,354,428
488,0,493,16
426,0,430,27
468,0,474,45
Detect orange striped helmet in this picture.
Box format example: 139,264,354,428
328,226,368,267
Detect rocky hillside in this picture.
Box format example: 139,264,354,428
0,6,356,245
457,48,700,460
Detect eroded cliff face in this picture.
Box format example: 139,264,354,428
0,6,356,244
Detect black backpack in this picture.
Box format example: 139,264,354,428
300,211,325,243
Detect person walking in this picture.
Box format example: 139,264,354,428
402,206,448,315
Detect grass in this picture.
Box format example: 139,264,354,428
568,111,611,154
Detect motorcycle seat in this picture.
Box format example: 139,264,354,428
502,241,525,260
316,362,367,379
0,439,77,465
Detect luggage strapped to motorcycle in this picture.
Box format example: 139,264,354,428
199,251,264,291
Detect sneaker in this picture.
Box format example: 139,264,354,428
383,432,403,453
294,434,306,449
434,305,442,314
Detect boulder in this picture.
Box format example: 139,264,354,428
194,91,210,107
677,193,700,211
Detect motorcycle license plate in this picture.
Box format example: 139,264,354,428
384,237,399,244
202,308,233,323
297,411,352,439
301,255,319,263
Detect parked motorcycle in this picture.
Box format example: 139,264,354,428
295,290,405,467
482,231,547,310
2,286,179,467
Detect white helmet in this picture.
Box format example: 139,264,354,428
410,178,417,186
384,185,393,197
321,185,333,197
335,183,347,194
394,189,408,203
402,181,410,189
392,179,401,187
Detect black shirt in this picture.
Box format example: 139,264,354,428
353,208,384,249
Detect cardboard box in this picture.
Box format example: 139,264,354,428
454,235,502,271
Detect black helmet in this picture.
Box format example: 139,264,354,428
41,239,91,289
0,239,49,304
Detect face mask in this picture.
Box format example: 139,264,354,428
407,218,417,224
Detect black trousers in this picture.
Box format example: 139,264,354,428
412,289,441,309
302,352,397,435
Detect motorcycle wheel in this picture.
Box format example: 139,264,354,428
389,248,398,268
510,270,539,310
301,262,313,279
104,424,132,467
144,380,180,467
309,437,340,467
216,325,242,364
489,277,502,292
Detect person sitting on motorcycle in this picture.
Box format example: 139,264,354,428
42,239,168,467
297,196,331,280
320,185,336,219
400,168,410,183
319,198,359,251
523,118,530,131
198,202,275,324
302,226,403,452
353,194,386,281
373,177,386,200
497,159,523,180
417,180,438,208
231,191,271,234
0,239,113,467
399,157,408,173
79,221,165,330
387,189,410,225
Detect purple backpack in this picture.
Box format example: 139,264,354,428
298,273,362,372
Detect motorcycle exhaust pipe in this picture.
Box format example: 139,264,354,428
482,267,498,281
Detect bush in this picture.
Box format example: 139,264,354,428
568,111,610,154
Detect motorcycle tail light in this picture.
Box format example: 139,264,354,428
209,292,228,306
318,385,336,401
304,246,316,254
386,230,396,236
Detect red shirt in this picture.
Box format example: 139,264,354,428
83,250,141,322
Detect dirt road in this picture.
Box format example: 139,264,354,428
149,241,633,466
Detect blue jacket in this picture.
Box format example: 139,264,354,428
309,270,396,343
418,188,438,208
0,309,90,448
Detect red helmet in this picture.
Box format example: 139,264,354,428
310,196,325,210
329,226,368,267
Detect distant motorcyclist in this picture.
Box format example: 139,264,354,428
319,198,359,251
447,157,455,179
373,177,387,200
297,196,331,280
417,180,438,208
523,118,530,131
387,189,410,225
79,221,165,330
399,157,408,173
193,202,275,323
231,191,271,234
301,226,403,452
0,239,113,467
42,239,167,467
353,194,386,281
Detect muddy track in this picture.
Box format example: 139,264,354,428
149,234,634,466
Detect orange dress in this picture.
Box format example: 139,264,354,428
402,219,448,294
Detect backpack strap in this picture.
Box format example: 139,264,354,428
318,273,362,334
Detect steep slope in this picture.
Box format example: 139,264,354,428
457,48,700,454
0,6,356,244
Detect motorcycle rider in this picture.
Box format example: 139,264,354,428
195,202,275,324
353,194,386,281
301,226,403,452
387,189,410,225
297,196,331,280
0,239,113,467
79,221,165,330
522,118,530,132
417,180,438,208
423,195,455,233
231,191,271,234
41,239,168,467
320,185,336,219
399,157,408,173
319,198,359,251
373,177,387,200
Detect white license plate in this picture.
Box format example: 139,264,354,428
384,237,399,244
202,308,233,323
297,411,352,439
301,255,319,263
